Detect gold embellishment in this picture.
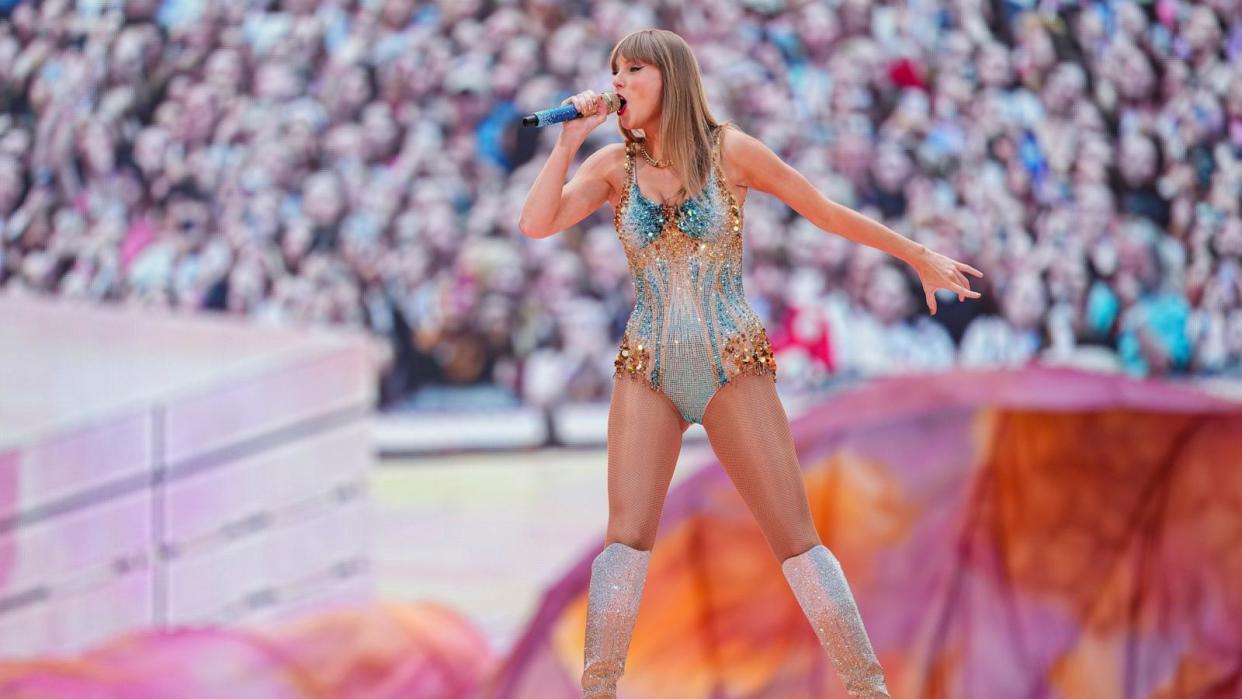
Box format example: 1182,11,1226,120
614,149,635,234
637,141,673,168
722,326,777,379
713,128,744,236
614,334,653,381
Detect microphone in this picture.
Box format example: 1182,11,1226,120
521,91,622,127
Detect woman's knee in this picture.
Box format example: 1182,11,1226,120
769,529,822,562
604,521,658,551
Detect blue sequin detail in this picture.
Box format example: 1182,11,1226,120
634,272,653,339
648,261,665,386
628,168,719,246
700,263,728,385
715,264,739,335
627,185,667,247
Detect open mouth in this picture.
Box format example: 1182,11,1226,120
619,97,628,115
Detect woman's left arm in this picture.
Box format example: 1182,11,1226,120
729,130,984,315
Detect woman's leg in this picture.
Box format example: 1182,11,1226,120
604,375,689,550
582,375,689,698
700,373,819,560
701,374,890,698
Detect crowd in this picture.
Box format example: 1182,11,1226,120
0,0,1239,410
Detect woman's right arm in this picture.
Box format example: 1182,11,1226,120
519,91,615,239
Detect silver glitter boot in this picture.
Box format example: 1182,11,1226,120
782,544,891,698
581,541,651,698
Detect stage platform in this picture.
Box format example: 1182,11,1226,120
0,294,377,656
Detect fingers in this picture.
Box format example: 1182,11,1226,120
580,90,601,116
563,90,601,115
954,271,978,299
925,274,980,310
950,267,982,298
957,261,984,277
938,256,985,301
953,269,970,289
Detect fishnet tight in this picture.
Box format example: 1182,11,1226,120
603,373,821,561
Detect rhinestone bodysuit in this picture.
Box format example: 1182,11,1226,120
613,125,777,425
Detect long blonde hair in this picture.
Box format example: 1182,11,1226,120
609,29,731,204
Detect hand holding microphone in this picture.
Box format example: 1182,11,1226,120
522,90,623,144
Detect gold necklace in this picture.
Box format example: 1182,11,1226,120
637,142,672,168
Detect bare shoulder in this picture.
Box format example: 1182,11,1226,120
583,140,628,165
717,125,766,189
578,141,628,203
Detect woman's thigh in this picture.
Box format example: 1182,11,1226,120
603,375,690,550
700,373,820,560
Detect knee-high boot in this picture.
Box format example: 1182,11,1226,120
581,541,651,698
781,544,892,698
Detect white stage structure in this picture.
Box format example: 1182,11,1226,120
0,295,376,656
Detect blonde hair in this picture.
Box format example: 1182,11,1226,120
609,29,732,204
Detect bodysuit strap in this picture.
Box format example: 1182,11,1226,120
710,124,743,216
710,125,729,182
710,125,730,186
623,141,637,191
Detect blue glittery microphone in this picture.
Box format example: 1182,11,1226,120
521,91,622,127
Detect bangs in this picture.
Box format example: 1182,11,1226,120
610,32,661,72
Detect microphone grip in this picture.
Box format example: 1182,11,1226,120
521,103,581,128
521,91,619,128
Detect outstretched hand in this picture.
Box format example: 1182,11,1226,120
910,247,984,315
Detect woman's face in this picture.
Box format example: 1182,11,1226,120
612,55,663,135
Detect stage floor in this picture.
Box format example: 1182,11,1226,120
370,440,717,654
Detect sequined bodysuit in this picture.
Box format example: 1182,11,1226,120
613,126,777,425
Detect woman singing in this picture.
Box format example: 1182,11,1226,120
519,28,983,698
